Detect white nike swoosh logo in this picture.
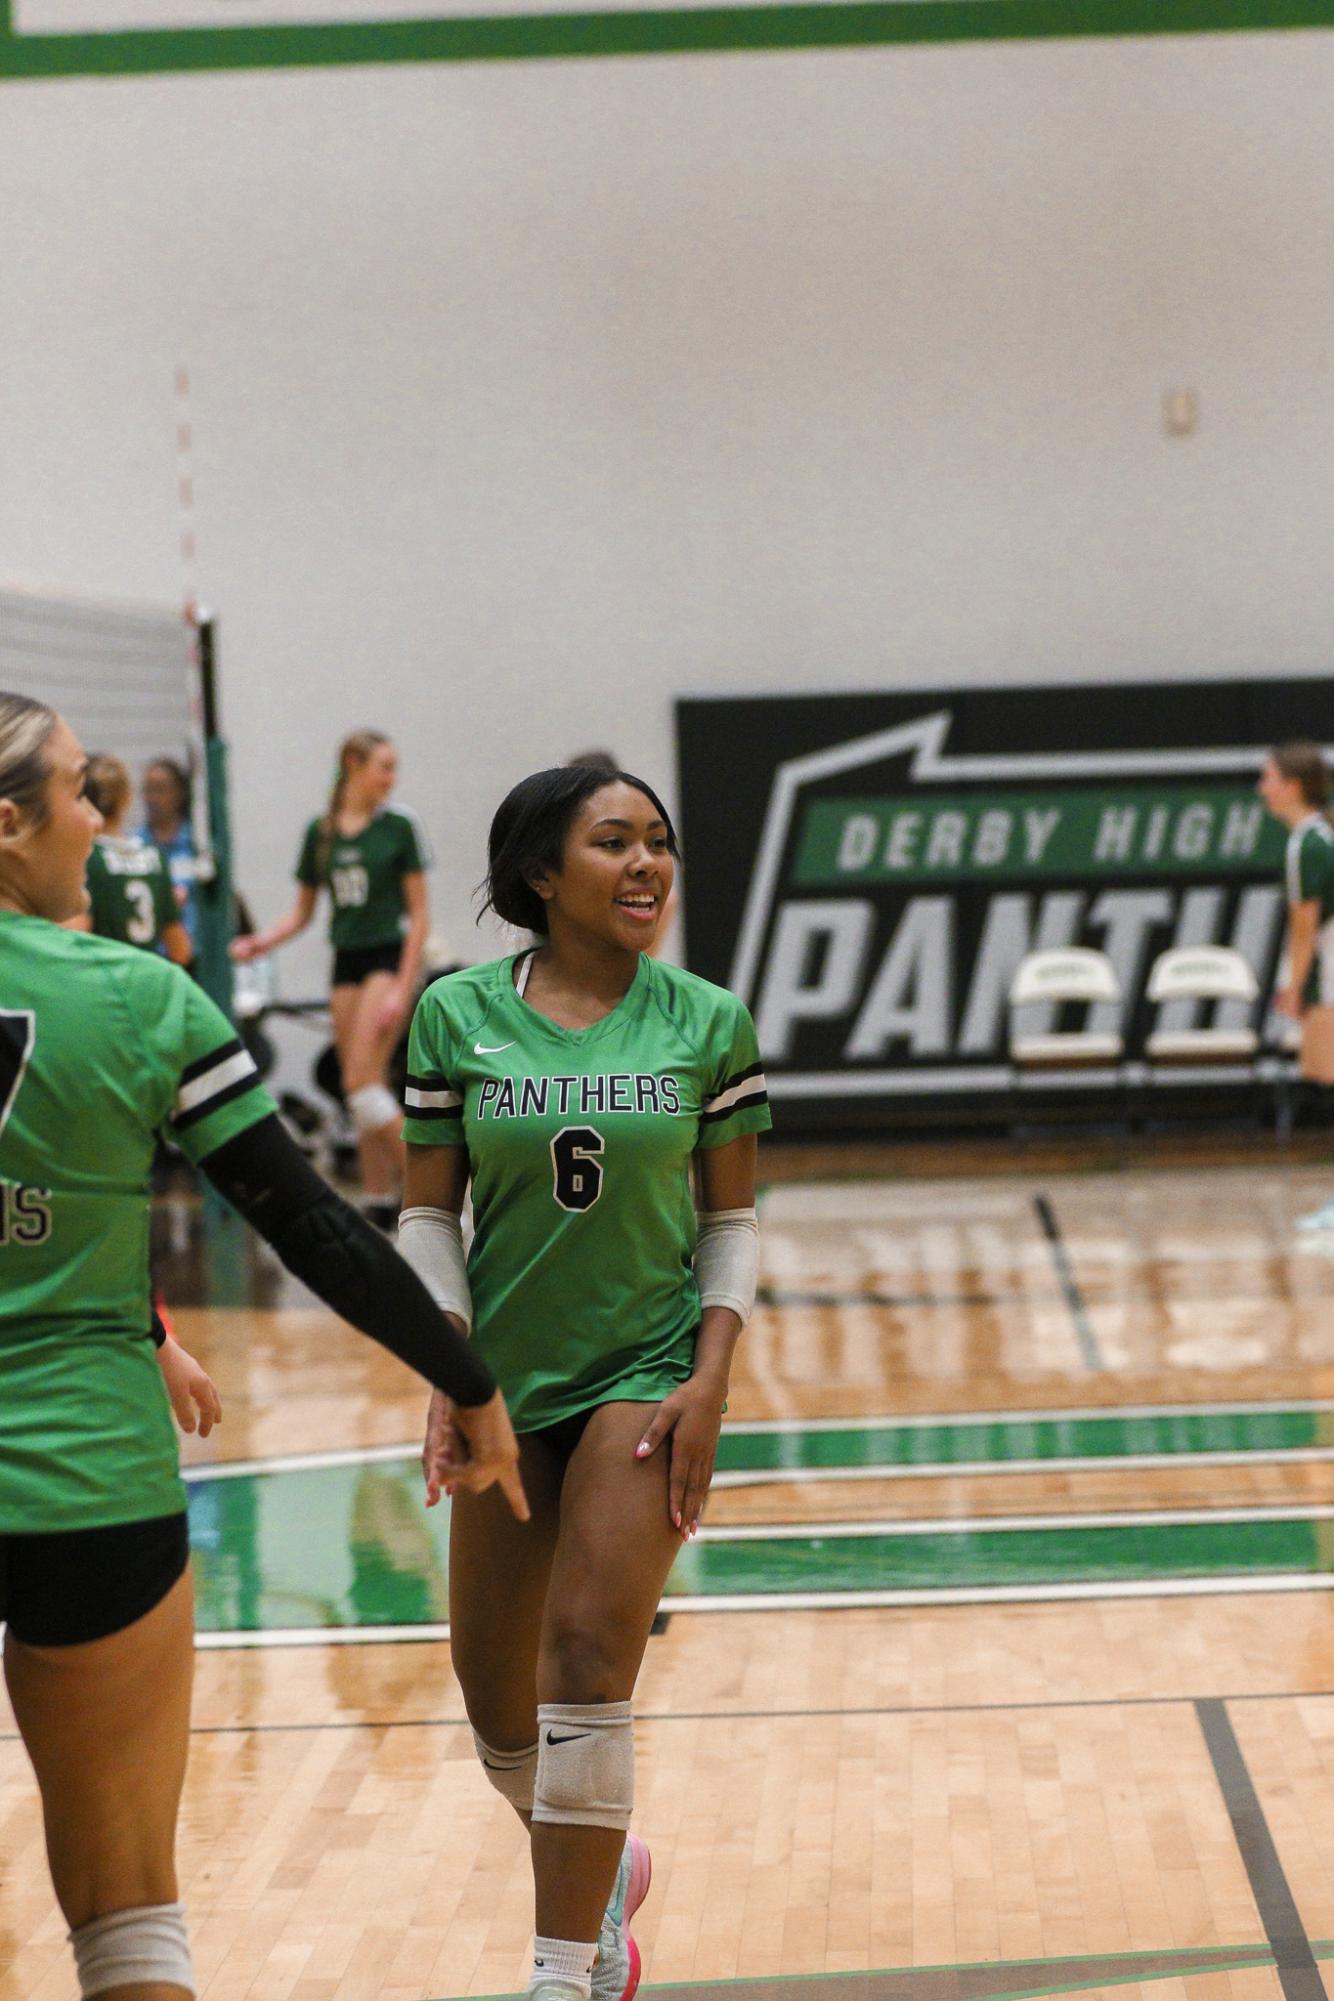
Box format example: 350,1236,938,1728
474,1041,515,1055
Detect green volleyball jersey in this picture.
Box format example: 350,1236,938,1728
403,952,771,1431
0,912,275,1532
86,833,180,949
296,805,432,951
1286,814,1334,1005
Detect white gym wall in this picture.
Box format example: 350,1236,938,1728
1,28,1330,1030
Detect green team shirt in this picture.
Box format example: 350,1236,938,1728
295,805,433,951
1286,814,1334,1005
86,833,180,949
0,913,275,1533
403,953,771,1431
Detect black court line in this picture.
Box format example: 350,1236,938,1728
1196,1699,1328,2001
1033,1193,1103,1370
6,1687,1333,1745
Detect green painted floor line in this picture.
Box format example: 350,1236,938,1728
662,1515,1334,1596
186,1457,1334,1635
462,1938,1282,2001
182,1401,1334,1490
713,1405,1334,1474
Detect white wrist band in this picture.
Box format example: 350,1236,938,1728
397,1207,472,1332
693,1207,759,1326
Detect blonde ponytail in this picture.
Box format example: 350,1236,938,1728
317,730,390,879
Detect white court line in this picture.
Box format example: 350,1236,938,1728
186,1446,1334,1488
181,1401,1334,1484
184,1442,417,1481
710,1448,1334,1487
696,1504,1334,1541
192,1569,1334,1648
721,1400,1334,1433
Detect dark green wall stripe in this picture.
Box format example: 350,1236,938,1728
3,0,1334,79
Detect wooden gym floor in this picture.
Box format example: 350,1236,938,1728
4,1147,1334,2001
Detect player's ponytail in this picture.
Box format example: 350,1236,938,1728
0,693,58,827
482,765,680,936
318,729,390,880
83,753,132,825
1271,741,1333,827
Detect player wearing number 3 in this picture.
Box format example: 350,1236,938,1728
399,766,771,2001
232,730,432,1224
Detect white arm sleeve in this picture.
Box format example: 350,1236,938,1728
396,1206,472,1333
693,1207,759,1326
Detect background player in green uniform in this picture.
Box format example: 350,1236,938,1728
0,694,524,2001
1260,740,1334,1227
70,753,193,964
232,728,431,1224
400,766,771,2001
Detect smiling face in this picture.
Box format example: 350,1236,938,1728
532,780,675,955
0,715,102,921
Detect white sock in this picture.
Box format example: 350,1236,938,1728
529,1934,597,1995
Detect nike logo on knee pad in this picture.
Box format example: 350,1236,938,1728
546,1728,592,1745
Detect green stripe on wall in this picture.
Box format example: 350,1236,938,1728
4,0,1334,80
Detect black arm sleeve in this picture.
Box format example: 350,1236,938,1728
198,1113,497,1407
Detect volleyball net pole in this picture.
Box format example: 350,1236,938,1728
187,608,235,1022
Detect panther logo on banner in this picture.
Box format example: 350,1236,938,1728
676,681,1334,1125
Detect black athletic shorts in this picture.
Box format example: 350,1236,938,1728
522,1407,598,1464
331,941,402,989
0,1511,189,1647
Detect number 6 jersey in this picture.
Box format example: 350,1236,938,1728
403,952,771,1431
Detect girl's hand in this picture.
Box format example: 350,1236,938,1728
636,1378,726,1540
450,1390,529,1522
157,1335,223,1437
421,1386,529,1522
230,934,260,964
421,1388,465,1507
1276,983,1304,1019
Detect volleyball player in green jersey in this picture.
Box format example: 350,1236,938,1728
0,694,524,2001
400,766,771,2001
232,729,431,1222
70,754,193,964
1259,741,1334,1228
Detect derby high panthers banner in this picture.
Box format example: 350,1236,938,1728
676,677,1334,1128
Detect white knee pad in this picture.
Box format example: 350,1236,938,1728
532,1700,635,1832
347,1082,400,1135
70,1903,195,1998
474,1730,538,1813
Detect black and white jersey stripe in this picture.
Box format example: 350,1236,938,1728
700,1061,769,1125
404,1070,463,1121
1287,816,1334,905
173,1039,261,1132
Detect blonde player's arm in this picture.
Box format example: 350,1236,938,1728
162,919,193,967
1279,900,1320,1017
401,1140,481,1506
156,1333,223,1436
230,880,319,964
